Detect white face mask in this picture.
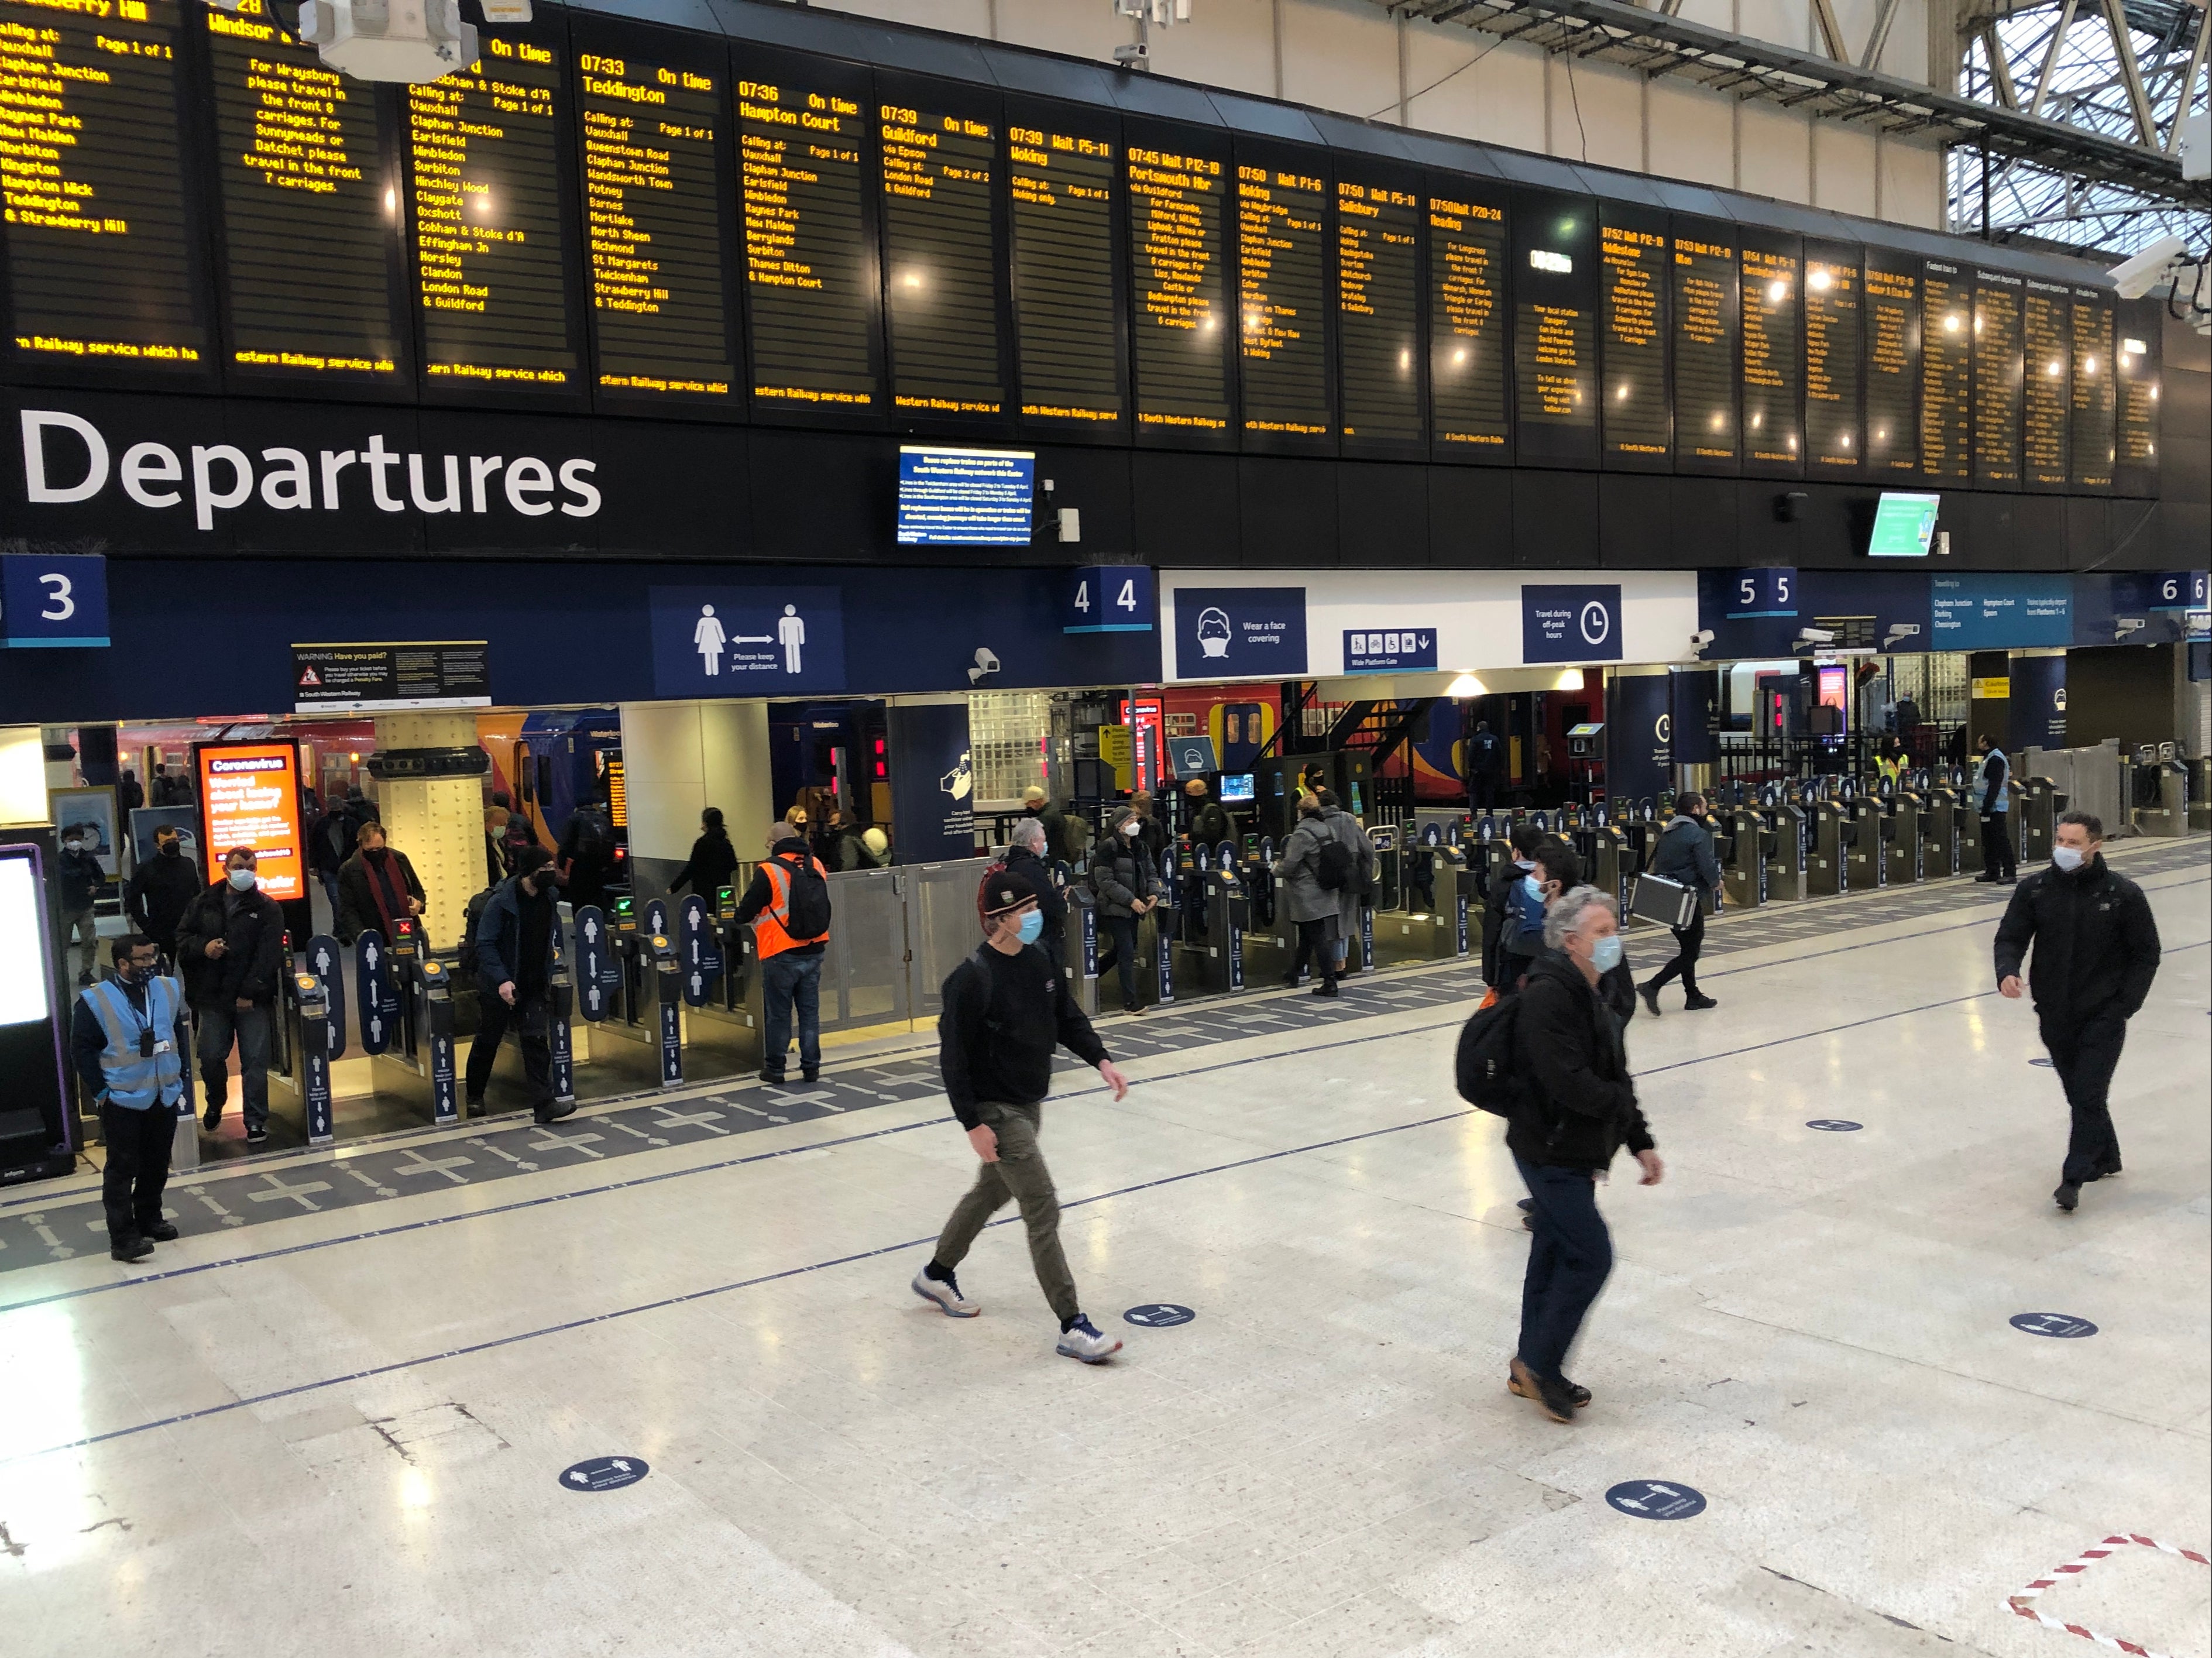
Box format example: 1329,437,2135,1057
227,867,257,891
1121,822,1139,837
2050,845,2086,873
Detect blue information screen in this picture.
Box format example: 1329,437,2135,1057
896,447,1035,546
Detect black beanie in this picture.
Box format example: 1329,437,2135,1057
981,870,1039,917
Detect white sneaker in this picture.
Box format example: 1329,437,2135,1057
911,1268,978,1317
1055,1316,1122,1364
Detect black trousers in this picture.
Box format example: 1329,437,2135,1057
1289,916,1336,983
2041,1013,2127,1186
1094,914,1143,1010
100,1101,175,1245
1647,908,1705,998
465,988,552,1104
1471,775,1499,810
1980,813,2018,880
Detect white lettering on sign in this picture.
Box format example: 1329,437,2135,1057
18,410,602,530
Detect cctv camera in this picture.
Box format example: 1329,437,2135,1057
1691,629,1716,651
2114,617,2147,640
2110,234,2187,301
968,647,1001,685
1796,626,1837,646
1881,623,1923,648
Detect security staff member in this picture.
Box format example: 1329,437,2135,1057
1974,732,2018,884
73,935,191,1262
1994,811,2161,1213
730,820,832,1084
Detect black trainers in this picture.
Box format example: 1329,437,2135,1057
1637,980,1662,1018
245,1128,269,1147
111,1237,154,1264
534,1100,578,1125
2053,1181,2080,1212
142,1221,180,1242
801,1069,820,1084
757,1069,786,1086
201,1097,224,1131
1312,979,1339,998
1684,993,1719,1011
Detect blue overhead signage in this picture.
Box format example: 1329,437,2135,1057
895,447,1034,546
1722,568,1797,619
2146,572,2208,610
650,586,845,698
1064,567,1155,633
1,551,108,648
1521,584,1622,664
1930,575,2072,650
1342,627,1438,673
1173,587,1307,679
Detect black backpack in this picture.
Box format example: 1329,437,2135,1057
456,883,500,976
775,852,833,940
1454,996,1522,1117
1314,832,1355,892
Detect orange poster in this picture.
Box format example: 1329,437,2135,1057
194,743,305,902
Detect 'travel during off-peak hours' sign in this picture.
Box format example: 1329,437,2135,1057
895,447,1035,546
648,587,847,698
292,643,490,714
194,742,305,901
1521,584,1623,664
1343,628,1438,673
1172,588,1308,679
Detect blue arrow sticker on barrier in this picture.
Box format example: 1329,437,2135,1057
1806,1119,1863,1132
1123,1304,1195,1327
2010,1313,2097,1339
559,1456,649,1492
1605,1481,1706,1520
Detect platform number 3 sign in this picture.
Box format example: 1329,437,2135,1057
1064,566,1155,636
1,552,109,648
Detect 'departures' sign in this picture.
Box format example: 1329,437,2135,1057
194,742,304,901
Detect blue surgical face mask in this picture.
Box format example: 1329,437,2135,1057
1591,934,1624,973
227,867,257,891
1015,910,1045,945
1521,874,1544,901
2050,845,2086,873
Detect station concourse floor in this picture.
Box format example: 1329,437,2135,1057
6,841,2208,1658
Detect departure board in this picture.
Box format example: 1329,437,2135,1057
737,61,878,413
1740,238,1801,473
1861,253,1917,475
2114,310,2158,490
1512,190,1596,466
880,93,1003,416
1970,269,2023,488
1126,137,1229,440
1802,245,1860,473
407,33,579,390
1238,160,1331,441
1337,177,1420,448
1919,259,1971,482
1599,214,1668,468
1009,119,1120,427
1,0,206,371
576,41,732,400
205,0,401,383
1427,188,1507,457
1671,225,1737,472
2068,287,2114,489
2021,279,2069,490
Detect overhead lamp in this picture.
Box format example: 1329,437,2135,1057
1552,669,1585,691
1445,673,1486,698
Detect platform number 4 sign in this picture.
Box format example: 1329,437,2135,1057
1064,566,1155,635
1,552,108,648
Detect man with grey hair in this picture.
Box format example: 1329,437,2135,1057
1003,815,1069,972
1506,884,1663,1424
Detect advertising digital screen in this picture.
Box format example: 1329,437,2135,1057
1337,176,1421,449
1971,269,2024,488
1512,190,1596,466
1238,157,1332,444
1671,224,1737,472
1126,136,1231,441
1920,259,1972,482
1009,118,1121,428
0,847,51,1025
1428,188,1509,457
1740,236,1802,473
1599,211,1668,469
1802,244,1861,473
1862,253,1918,475
1867,491,1939,558
2021,279,2069,490
880,89,1004,417
895,445,1032,545
2069,287,2115,490
194,741,305,901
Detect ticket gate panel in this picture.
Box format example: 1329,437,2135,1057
1761,806,1806,902
1722,809,1765,910
1807,804,1849,896
1884,796,1924,886
1844,801,1886,891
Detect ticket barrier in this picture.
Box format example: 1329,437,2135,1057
2019,775,2062,859
1806,794,1850,896
1881,787,1924,887
1181,850,1250,993
566,901,671,1093
1238,836,1303,989
1760,797,1808,902
1722,807,1766,909
1070,886,1103,1017
1956,784,1985,869
1574,816,1636,919
1844,797,1887,891
1369,843,1469,966
2189,757,2211,833
292,970,335,1148
1921,776,1964,876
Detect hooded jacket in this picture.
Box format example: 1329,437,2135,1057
1272,811,1339,926
1506,950,1654,1172
1087,821,1156,919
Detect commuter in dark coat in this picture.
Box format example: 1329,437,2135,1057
124,825,202,962
335,821,427,945
667,806,741,900
1637,794,1723,1014
174,848,287,1146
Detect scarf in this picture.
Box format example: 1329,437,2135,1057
363,848,411,936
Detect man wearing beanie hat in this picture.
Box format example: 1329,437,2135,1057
913,870,1131,1363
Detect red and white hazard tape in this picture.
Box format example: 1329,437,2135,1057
2004,1533,2210,1658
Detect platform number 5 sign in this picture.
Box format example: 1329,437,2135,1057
1064,566,1155,635
1,552,109,648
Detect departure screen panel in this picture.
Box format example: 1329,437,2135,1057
577,40,732,400
1862,253,1917,476
1126,138,1229,439
2115,313,2158,485
1971,269,2023,488
1009,119,1120,427
1512,189,1596,465
1427,188,1507,456
2069,287,2114,489
1599,214,1668,467
737,61,877,412
1740,238,1801,472
1920,259,1971,482
1802,244,1860,473
881,94,1004,417
1337,177,1421,448
1671,225,1737,472
2021,279,2069,489
1238,160,1331,440
407,33,579,390
1,0,207,371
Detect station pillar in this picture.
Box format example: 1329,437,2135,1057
371,712,487,950
619,701,774,901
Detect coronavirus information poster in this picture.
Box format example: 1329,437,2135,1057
194,742,305,901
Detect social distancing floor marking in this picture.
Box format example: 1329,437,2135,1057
2004,1533,2211,1658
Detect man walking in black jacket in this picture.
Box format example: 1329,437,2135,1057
1994,812,2161,1212
1637,794,1722,1014
912,871,1132,1364
174,848,287,1146
124,825,201,965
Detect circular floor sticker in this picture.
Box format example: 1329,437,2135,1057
1605,1481,1707,1520
1806,1119,1863,1132
2010,1313,2097,1339
560,1456,649,1492
1123,1303,1196,1328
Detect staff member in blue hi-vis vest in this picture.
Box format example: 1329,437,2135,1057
71,934,193,1264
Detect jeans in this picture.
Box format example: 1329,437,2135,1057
1289,916,1336,983
100,1100,176,1244
61,905,97,984
2041,1013,2127,1186
1094,914,1142,1010
761,949,823,1077
466,987,552,1106
1980,812,2017,880
195,1001,272,1131
1647,908,1705,998
933,1100,1078,1322
1513,1154,1614,1382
